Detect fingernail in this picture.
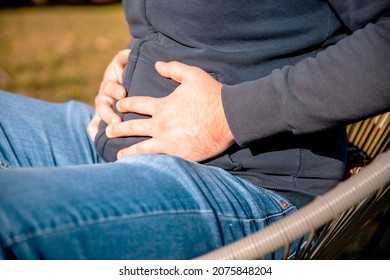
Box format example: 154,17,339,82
155,61,165,67
106,126,112,137
116,101,122,112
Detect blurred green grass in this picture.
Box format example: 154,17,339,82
0,3,129,104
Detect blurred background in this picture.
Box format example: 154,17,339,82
0,1,388,260
0,0,121,8
0,0,127,105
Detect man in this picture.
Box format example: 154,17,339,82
0,0,389,259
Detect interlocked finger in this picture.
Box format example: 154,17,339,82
117,138,165,159
106,118,153,138
116,96,159,116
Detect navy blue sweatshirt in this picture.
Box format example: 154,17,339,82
95,0,390,208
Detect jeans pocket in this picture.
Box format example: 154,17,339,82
263,187,296,212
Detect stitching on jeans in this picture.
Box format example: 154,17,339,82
6,206,296,247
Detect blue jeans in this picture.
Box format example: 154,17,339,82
0,90,297,259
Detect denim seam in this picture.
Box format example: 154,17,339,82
5,207,295,247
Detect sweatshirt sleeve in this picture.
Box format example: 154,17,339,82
222,11,390,148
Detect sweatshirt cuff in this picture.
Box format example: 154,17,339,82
221,77,290,147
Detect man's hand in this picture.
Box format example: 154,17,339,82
106,61,235,162
87,49,130,141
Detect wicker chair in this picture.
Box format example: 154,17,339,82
196,112,390,260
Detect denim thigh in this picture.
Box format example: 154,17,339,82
0,90,101,168
0,154,296,259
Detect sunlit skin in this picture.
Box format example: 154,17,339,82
88,50,235,162
87,49,129,139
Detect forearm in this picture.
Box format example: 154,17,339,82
222,18,390,147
